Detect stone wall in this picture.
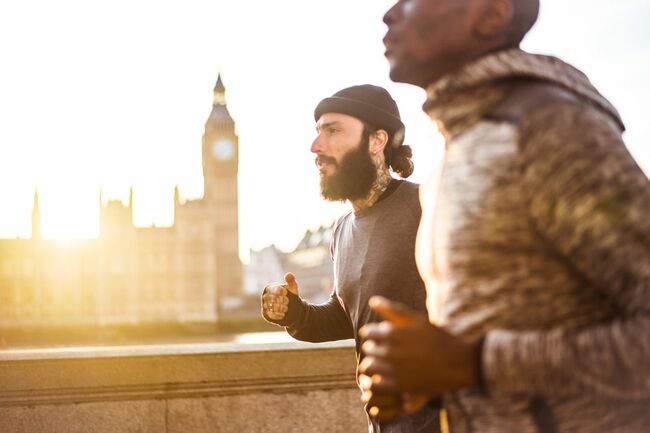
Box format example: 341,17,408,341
0,340,368,433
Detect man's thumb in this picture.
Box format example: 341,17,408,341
368,296,417,326
284,272,299,295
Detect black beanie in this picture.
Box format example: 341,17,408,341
314,84,405,147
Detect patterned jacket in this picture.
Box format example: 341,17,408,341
416,49,650,432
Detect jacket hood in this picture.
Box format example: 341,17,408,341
424,48,624,132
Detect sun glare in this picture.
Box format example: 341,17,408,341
37,180,99,240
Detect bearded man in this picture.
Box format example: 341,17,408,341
261,84,439,433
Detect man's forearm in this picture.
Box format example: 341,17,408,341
286,293,354,343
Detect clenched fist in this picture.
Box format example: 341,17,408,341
358,296,479,421
261,272,300,321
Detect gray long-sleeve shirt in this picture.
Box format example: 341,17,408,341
280,181,427,347
266,180,439,433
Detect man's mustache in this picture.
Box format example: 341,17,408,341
316,156,337,166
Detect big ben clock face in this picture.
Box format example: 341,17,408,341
213,138,234,161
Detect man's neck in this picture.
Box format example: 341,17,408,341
418,45,516,89
351,165,392,212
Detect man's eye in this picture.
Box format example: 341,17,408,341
329,128,338,134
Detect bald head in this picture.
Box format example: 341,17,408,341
383,0,541,88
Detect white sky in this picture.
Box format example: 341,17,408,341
0,0,648,261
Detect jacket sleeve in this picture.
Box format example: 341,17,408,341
482,103,650,399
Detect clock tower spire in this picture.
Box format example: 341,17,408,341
213,74,226,106
202,73,237,201
200,73,242,308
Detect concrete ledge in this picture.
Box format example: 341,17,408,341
0,339,358,407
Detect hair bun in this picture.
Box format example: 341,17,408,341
390,144,414,178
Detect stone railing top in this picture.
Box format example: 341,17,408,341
0,334,358,408
0,336,355,362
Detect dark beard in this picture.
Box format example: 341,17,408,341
319,136,376,202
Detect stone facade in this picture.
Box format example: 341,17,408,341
0,76,242,325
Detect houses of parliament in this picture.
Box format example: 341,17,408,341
0,76,242,326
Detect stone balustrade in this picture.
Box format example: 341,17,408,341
0,339,368,433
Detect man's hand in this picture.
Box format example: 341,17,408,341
360,372,430,422
358,296,480,419
261,272,300,321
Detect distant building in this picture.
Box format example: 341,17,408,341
243,245,286,297
0,75,242,326
245,223,335,305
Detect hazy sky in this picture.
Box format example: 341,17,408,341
0,0,648,260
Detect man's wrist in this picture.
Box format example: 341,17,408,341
473,337,486,393
282,291,303,326
456,337,484,392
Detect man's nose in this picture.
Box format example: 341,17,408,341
383,1,400,25
311,135,324,154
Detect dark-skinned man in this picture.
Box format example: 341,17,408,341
359,1,650,432
262,85,440,433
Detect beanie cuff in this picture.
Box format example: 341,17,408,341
314,96,405,146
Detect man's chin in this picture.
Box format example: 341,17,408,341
387,60,422,86
388,65,409,84
320,191,346,202
320,181,346,202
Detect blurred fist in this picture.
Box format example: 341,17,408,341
261,272,300,321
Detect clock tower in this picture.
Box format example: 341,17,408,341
201,74,242,306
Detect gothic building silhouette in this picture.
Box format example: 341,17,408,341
0,75,242,326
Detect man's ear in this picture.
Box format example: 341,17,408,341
370,129,389,156
472,0,514,40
